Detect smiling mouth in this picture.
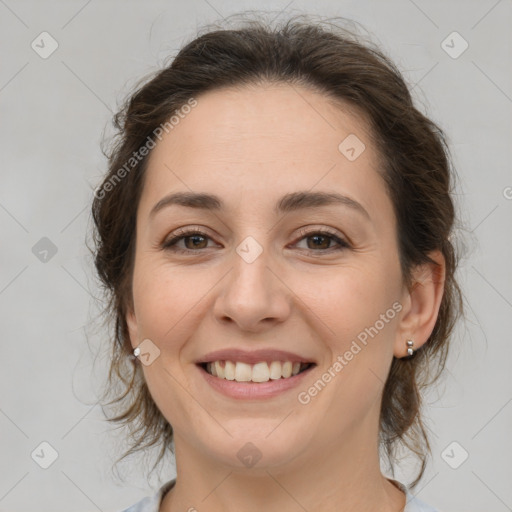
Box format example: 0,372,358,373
198,360,315,383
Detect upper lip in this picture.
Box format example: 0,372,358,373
196,349,316,365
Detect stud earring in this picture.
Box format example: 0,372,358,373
406,340,414,357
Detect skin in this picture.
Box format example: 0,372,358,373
126,82,445,512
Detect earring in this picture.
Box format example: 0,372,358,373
406,340,414,357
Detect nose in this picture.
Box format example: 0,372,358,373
213,244,291,333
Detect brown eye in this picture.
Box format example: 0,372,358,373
162,229,214,253
182,234,208,250
306,234,333,250
162,227,350,255
294,228,350,253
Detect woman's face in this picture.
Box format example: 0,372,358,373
127,83,409,471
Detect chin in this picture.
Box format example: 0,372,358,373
192,421,310,470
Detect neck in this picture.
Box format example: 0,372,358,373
160,415,406,512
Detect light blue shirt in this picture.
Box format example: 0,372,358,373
120,478,441,511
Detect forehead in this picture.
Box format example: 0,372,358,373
152,83,375,161
139,83,387,218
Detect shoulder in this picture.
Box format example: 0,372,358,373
119,480,176,512
389,479,442,512
120,494,158,512
404,495,442,512
121,478,442,512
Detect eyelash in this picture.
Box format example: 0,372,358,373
161,227,350,255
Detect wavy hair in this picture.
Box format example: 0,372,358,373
89,13,463,488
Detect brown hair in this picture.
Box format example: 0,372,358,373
90,13,463,488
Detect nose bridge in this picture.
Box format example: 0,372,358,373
214,232,290,329
230,233,274,301
235,235,271,287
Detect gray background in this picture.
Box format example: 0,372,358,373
1,1,511,511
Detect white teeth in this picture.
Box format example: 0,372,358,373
234,362,252,382
224,360,236,380
269,361,282,380
281,361,292,378
204,360,309,382
252,362,270,382
214,360,225,379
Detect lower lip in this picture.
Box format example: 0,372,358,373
197,364,315,400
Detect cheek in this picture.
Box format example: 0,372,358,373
298,263,400,340
131,260,198,346
296,264,401,417
296,262,402,407
131,262,204,423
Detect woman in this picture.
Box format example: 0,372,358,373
92,14,462,512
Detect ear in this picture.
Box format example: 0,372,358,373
394,250,446,358
126,303,139,351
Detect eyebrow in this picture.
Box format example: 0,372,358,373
149,190,370,220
